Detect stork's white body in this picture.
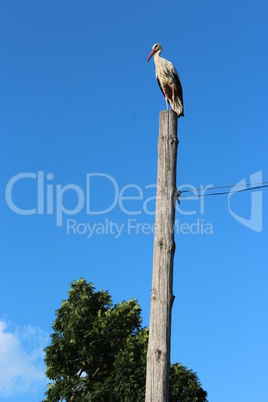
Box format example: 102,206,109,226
147,44,184,118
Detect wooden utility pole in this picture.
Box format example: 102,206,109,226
145,110,178,402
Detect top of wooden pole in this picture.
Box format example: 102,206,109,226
159,110,178,144
159,110,178,118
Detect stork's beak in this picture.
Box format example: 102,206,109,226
146,49,156,62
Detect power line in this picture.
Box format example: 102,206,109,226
180,181,268,194
178,183,268,199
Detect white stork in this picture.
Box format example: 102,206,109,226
147,43,184,117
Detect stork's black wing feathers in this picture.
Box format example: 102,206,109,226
156,76,166,100
171,69,183,106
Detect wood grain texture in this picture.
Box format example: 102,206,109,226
145,110,178,402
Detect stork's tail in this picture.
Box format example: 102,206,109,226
173,104,184,118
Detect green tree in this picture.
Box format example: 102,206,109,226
43,278,208,402
169,363,208,402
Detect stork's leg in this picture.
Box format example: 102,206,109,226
163,89,169,110
172,85,175,110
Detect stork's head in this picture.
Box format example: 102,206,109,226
146,43,162,62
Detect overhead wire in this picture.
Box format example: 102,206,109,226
180,181,268,194
178,182,268,199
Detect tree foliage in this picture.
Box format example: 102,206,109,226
169,364,208,402
43,278,208,401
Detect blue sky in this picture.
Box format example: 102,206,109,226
0,0,267,401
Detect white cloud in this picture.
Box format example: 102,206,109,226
0,319,49,398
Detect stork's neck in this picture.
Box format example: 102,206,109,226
154,50,162,62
